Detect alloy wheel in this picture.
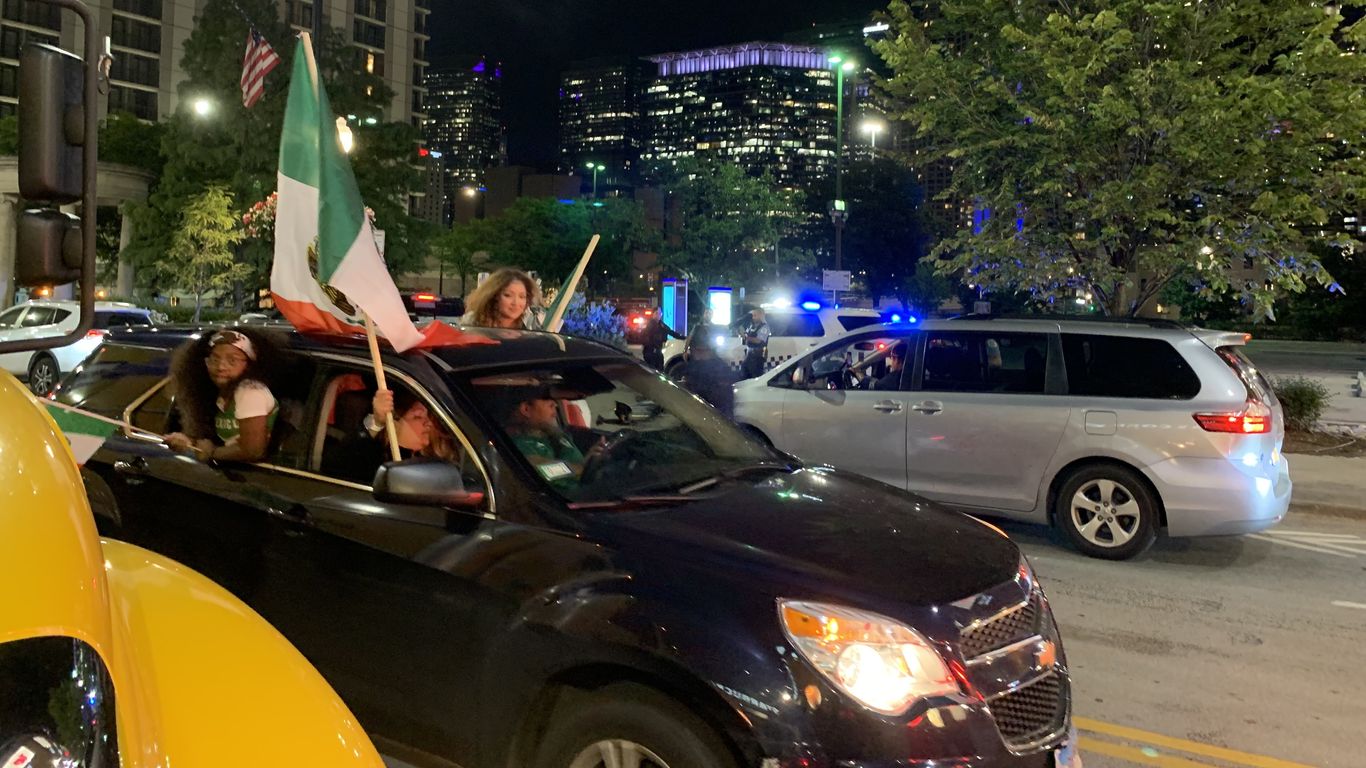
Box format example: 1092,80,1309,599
1069,478,1142,549
29,358,56,395
567,739,671,768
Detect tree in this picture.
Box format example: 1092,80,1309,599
876,0,1366,316
431,221,493,297
125,0,427,297
662,159,798,290
157,186,249,321
839,157,931,309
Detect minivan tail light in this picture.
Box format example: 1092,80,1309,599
1194,401,1271,434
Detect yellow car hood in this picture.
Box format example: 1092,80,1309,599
0,371,382,767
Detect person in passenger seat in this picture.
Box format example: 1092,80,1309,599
326,388,435,485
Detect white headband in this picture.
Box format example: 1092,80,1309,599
210,330,256,361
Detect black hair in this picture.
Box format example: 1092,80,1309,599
170,326,292,440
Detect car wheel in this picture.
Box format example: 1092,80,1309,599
534,684,738,768
28,354,59,396
664,358,685,381
1055,464,1158,560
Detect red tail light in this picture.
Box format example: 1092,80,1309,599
414,293,437,302
1194,401,1271,434
85,329,108,339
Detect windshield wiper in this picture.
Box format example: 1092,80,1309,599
566,495,695,510
673,462,796,495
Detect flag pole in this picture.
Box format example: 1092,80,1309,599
544,234,600,333
362,311,402,462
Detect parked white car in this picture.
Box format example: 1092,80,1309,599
662,305,885,377
0,300,153,394
734,316,1291,560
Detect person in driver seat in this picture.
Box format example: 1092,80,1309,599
873,342,909,391
500,386,595,488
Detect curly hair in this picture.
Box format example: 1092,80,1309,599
169,326,292,441
463,268,540,328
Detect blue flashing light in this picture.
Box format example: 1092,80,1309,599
890,313,902,323
557,198,577,205
907,315,918,323
800,301,822,311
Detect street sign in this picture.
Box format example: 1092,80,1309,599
822,269,852,292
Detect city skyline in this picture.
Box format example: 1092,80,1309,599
426,0,887,166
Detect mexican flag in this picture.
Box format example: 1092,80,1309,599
43,400,117,465
271,35,486,352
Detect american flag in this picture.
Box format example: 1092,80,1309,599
240,28,281,108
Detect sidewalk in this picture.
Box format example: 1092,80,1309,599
1287,453,1366,517
1280,370,1366,432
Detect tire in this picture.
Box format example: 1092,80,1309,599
664,358,685,381
533,684,738,768
1054,464,1159,560
27,353,59,396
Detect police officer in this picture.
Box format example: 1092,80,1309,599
740,308,770,379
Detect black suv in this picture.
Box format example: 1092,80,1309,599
58,326,1076,768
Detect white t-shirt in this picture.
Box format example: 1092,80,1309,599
215,379,278,446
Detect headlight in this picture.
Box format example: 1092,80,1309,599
779,600,958,716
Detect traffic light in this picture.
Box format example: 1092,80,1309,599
1,0,102,359
18,43,85,205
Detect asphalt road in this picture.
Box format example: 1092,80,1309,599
1243,340,1366,375
993,506,1366,768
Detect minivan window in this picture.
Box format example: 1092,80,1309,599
1062,334,1201,399
95,311,150,328
770,313,823,337
922,331,1049,394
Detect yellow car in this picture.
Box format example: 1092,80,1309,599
0,370,384,767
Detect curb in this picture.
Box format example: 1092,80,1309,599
1289,501,1366,520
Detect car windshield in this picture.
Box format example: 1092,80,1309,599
455,360,781,503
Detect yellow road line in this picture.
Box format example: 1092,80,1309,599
1079,736,1213,768
1076,717,1318,768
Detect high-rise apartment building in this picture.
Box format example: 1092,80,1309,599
0,0,429,125
424,59,505,223
641,42,837,193
558,57,652,191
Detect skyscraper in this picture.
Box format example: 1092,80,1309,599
640,42,837,193
558,57,652,192
0,0,429,125
424,59,505,224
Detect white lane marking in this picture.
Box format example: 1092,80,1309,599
1249,534,1355,557
1332,601,1366,610
1263,530,1362,540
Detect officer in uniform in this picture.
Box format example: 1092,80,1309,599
740,308,771,379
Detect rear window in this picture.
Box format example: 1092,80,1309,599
54,343,171,419
837,315,883,332
1062,334,1201,399
769,314,823,337
1216,346,1277,405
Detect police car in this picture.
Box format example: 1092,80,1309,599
662,303,887,376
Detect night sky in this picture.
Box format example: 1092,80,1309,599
426,0,889,167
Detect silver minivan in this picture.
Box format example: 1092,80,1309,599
733,317,1291,559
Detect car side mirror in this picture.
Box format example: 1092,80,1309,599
373,457,482,509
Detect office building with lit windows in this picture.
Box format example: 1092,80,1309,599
558,57,653,191
424,59,505,223
640,42,837,193
0,0,430,125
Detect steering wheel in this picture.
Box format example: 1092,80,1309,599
580,428,643,485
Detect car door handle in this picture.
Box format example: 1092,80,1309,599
911,401,944,415
873,400,903,414
268,505,312,536
113,456,148,478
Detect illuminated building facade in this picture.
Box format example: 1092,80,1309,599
641,42,837,193
558,57,652,192
424,59,505,223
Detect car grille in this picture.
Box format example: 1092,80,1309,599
989,672,1069,751
960,591,1041,658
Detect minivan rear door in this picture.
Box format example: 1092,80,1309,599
906,329,1069,513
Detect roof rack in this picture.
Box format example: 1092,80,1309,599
947,313,1190,330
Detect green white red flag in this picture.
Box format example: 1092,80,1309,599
271,35,487,351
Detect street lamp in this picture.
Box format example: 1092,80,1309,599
828,55,856,272
861,118,885,150
191,97,213,118
585,162,605,198
335,116,355,154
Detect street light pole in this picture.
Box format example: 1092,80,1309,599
585,162,604,198
829,56,854,273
